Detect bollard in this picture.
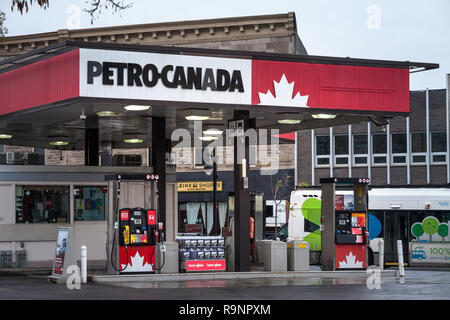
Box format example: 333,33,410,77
397,240,405,277
378,239,384,270
81,245,87,284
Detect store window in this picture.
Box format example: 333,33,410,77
391,133,407,164
334,135,349,166
315,135,330,166
431,132,447,164
411,132,427,164
353,134,368,165
74,186,108,221
16,185,70,223
372,133,387,165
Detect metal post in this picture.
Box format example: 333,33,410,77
397,240,405,277
81,245,87,283
378,239,384,270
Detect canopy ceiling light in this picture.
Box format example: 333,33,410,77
277,119,301,124
198,136,218,141
124,105,151,111
124,138,144,144
185,115,210,121
312,114,337,119
49,141,69,146
96,111,119,117
0,134,12,139
203,128,223,135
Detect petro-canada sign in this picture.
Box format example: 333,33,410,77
75,47,410,112
79,48,252,105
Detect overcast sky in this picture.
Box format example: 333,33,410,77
1,0,449,91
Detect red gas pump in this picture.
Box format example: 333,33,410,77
118,208,158,273
108,173,165,274
335,212,368,269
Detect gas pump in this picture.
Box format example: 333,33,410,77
335,211,368,269
108,174,165,274
320,178,370,271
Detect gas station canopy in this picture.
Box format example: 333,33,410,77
0,41,438,149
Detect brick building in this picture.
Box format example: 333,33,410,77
297,82,450,187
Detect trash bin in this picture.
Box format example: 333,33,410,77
262,240,287,272
0,251,5,268
287,241,309,271
16,250,27,268
5,250,12,268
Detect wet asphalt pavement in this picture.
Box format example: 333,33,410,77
0,268,449,300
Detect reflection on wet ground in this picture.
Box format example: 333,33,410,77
106,269,450,290
108,276,375,289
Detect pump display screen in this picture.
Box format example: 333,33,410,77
134,218,142,225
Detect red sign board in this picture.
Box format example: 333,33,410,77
147,209,156,226
185,259,226,272
120,210,129,221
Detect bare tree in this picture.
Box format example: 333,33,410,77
270,172,293,240
84,0,133,24
0,11,7,38
7,0,133,24
10,0,49,13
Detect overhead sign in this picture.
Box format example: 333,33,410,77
177,181,223,192
0,47,412,117
79,48,252,105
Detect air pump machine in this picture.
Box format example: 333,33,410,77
106,174,166,274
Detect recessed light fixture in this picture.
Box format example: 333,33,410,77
185,115,210,121
0,134,12,139
203,128,223,135
277,119,301,124
124,138,144,144
124,105,151,111
96,111,119,117
199,136,218,141
312,114,336,119
49,141,69,146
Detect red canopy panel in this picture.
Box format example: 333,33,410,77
0,49,79,116
252,60,409,112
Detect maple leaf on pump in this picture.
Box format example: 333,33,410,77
258,74,309,107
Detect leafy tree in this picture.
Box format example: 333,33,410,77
411,222,424,239
437,223,449,242
422,216,440,241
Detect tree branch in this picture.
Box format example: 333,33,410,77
84,0,133,24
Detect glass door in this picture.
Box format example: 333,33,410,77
384,211,409,264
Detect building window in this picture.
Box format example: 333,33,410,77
334,135,349,166
391,133,407,165
315,135,330,166
74,186,108,221
16,185,70,223
410,132,427,164
431,132,447,164
372,133,387,165
353,134,368,165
